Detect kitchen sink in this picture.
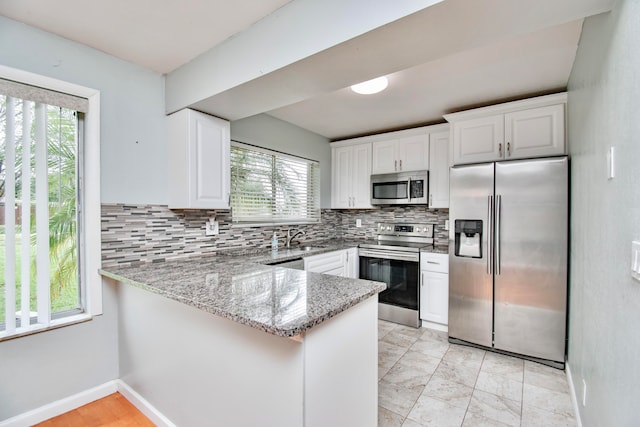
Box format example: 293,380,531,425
297,245,325,251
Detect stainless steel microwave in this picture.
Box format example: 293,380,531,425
371,171,429,205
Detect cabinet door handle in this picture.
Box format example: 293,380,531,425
395,160,398,171
498,143,503,157
399,159,402,170
426,261,440,265
429,194,433,205
421,272,424,287
507,142,511,157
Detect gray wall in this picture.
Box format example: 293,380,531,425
567,1,640,425
231,114,331,208
0,16,165,419
0,16,167,205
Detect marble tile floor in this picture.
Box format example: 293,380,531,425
377,320,577,427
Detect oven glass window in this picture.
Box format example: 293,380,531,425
372,181,408,199
359,256,419,310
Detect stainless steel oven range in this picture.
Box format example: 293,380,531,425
359,222,434,328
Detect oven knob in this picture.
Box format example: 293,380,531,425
386,225,392,231
415,227,422,232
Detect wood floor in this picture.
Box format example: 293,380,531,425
35,392,154,426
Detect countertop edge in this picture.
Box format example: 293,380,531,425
100,266,386,338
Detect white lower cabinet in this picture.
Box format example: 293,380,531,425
420,253,449,329
345,247,359,279
304,248,359,278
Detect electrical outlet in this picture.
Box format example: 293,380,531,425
444,220,449,231
205,217,219,236
582,379,587,407
356,219,362,228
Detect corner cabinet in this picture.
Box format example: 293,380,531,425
444,93,567,165
168,108,230,209
304,248,359,279
331,143,372,209
420,252,449,331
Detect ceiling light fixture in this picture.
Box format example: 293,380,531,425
351,76,388,95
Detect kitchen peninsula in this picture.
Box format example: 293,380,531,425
100,244,385,427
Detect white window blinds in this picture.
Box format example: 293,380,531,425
230,142,320,224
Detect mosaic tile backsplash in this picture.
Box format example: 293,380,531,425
101,204,449,267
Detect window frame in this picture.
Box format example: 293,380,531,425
0,65,101,341
230,141,320,226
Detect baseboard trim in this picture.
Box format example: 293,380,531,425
0,381,118,427
115,380,176,427
421,320,448,332
565,361,583,427
0,380,175,427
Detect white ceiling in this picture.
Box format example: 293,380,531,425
0,0,293,74
268,20,583,139
0,0,613,140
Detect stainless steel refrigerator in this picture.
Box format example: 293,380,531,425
448,156,568,368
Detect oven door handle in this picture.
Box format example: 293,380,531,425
358,249,419,263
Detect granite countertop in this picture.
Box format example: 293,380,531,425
421,245,449,255
99,239,386,338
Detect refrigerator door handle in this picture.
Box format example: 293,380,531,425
496,194,502,275
487,195,493,275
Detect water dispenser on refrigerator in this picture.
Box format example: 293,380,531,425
454,220,483,258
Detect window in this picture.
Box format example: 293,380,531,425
0,69,100,340
230,142,320,224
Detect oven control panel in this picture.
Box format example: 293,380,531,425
377,222,434,237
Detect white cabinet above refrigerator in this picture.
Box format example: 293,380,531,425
444,93,567,166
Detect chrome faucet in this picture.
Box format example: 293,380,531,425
286,228,306,248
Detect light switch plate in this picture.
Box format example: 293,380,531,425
607,146,616,180
356,219,362,228
632,241,640,282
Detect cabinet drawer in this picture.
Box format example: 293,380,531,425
304,250,346,273
420,252,448,273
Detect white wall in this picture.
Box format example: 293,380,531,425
231,114,332,208
566,1,640,425
0,16,166,420
0,16,168,205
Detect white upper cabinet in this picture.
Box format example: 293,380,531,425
333,124,448,209
445,93,567,165
168,109,230,209
505,104,565,159
372,133,429,174
371,140,397,174
428,131,450,209
331,142,372,209
451,114,504,165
